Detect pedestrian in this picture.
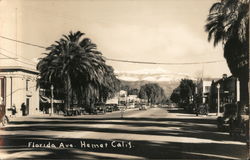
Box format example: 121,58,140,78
195,104,199,116
21,103,26,116
11,104,17,117
205,103,209,116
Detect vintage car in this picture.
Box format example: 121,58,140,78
139,103,147,110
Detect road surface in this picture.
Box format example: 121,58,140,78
0,107,248,159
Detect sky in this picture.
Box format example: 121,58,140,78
0,0,231,78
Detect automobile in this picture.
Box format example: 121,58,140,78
139,104,147,110
95,103,106,114
64,106,81,116
193,103,209,115
96,106,106,114
118,105,126,111
112,104,119,111
79,107,88,115
217,116,230,132
135,103,140,108
105,104,114,112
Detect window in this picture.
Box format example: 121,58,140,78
26,80,29,91
205,86,210,92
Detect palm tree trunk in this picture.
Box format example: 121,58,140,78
248,49,250,157
238,74,249,115
64,75,72,111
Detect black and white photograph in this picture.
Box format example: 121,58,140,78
0,0,249,159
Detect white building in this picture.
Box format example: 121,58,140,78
0,66,40,117
0,40,41,117
0,2,42,117
196,79,212,103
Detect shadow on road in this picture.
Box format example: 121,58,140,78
0,113,247,159
0,135,247,159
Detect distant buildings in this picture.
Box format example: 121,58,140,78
196,79,212,103
106,90,142,107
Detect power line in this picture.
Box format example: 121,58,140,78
0,35,225,65
0,35,46,49
0,47,37,64
105,58,225,65
0,52,36,67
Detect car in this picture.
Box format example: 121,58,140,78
139,104,147,110
84,107,98,115
112,104,119,111
64,106,81,116
118,105,126,111
105,104,114,112
95,103,106,114
96,106,106,114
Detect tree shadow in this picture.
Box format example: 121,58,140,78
0,135,247,159
0,115,247,159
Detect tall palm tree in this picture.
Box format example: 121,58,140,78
205,0,249,111
37,31,119,110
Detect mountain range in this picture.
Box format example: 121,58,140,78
115,68,196,82
116,68,196,97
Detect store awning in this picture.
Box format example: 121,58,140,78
40,95,63,103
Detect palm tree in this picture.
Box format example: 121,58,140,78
205,0,249,112
37,31,119,111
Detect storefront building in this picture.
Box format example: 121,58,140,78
0,66,40,117
209,74,240,112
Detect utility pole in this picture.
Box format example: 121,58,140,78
217,83,220,116
50,85,54,116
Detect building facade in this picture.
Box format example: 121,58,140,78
196,79,212,103
209,74,240,112
0,67,40,117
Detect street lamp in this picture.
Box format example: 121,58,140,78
50,85,54,116
216,83,220,116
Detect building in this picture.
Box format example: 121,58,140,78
0,44,41,117
0,66,40,117
196,79,213,103
209,74,240,112
118,90,127,105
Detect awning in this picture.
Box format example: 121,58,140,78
40,95,63,103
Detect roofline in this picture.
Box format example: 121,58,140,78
213,75,234,84
0,66,39,75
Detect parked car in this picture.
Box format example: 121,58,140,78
105,104,114,112
95,103,106,114
139,104,147,110
64,106,81,116
79,107,88,115
217,103,236,132
112,104,119,111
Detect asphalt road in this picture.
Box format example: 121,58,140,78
0,107,248,160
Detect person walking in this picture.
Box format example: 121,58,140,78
21,103,26,116
11,104,17,117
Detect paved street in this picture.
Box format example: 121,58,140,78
0,107,248,159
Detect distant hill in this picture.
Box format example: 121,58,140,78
115,68,197,97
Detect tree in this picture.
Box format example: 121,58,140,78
179,79,195,104
138,83,166,105
37,31,119,110
205,0,249,110
170,87,180,104
128,88,139,95
170,79,195,105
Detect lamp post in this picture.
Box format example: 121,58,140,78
216,84,220,116
50,85,54,116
